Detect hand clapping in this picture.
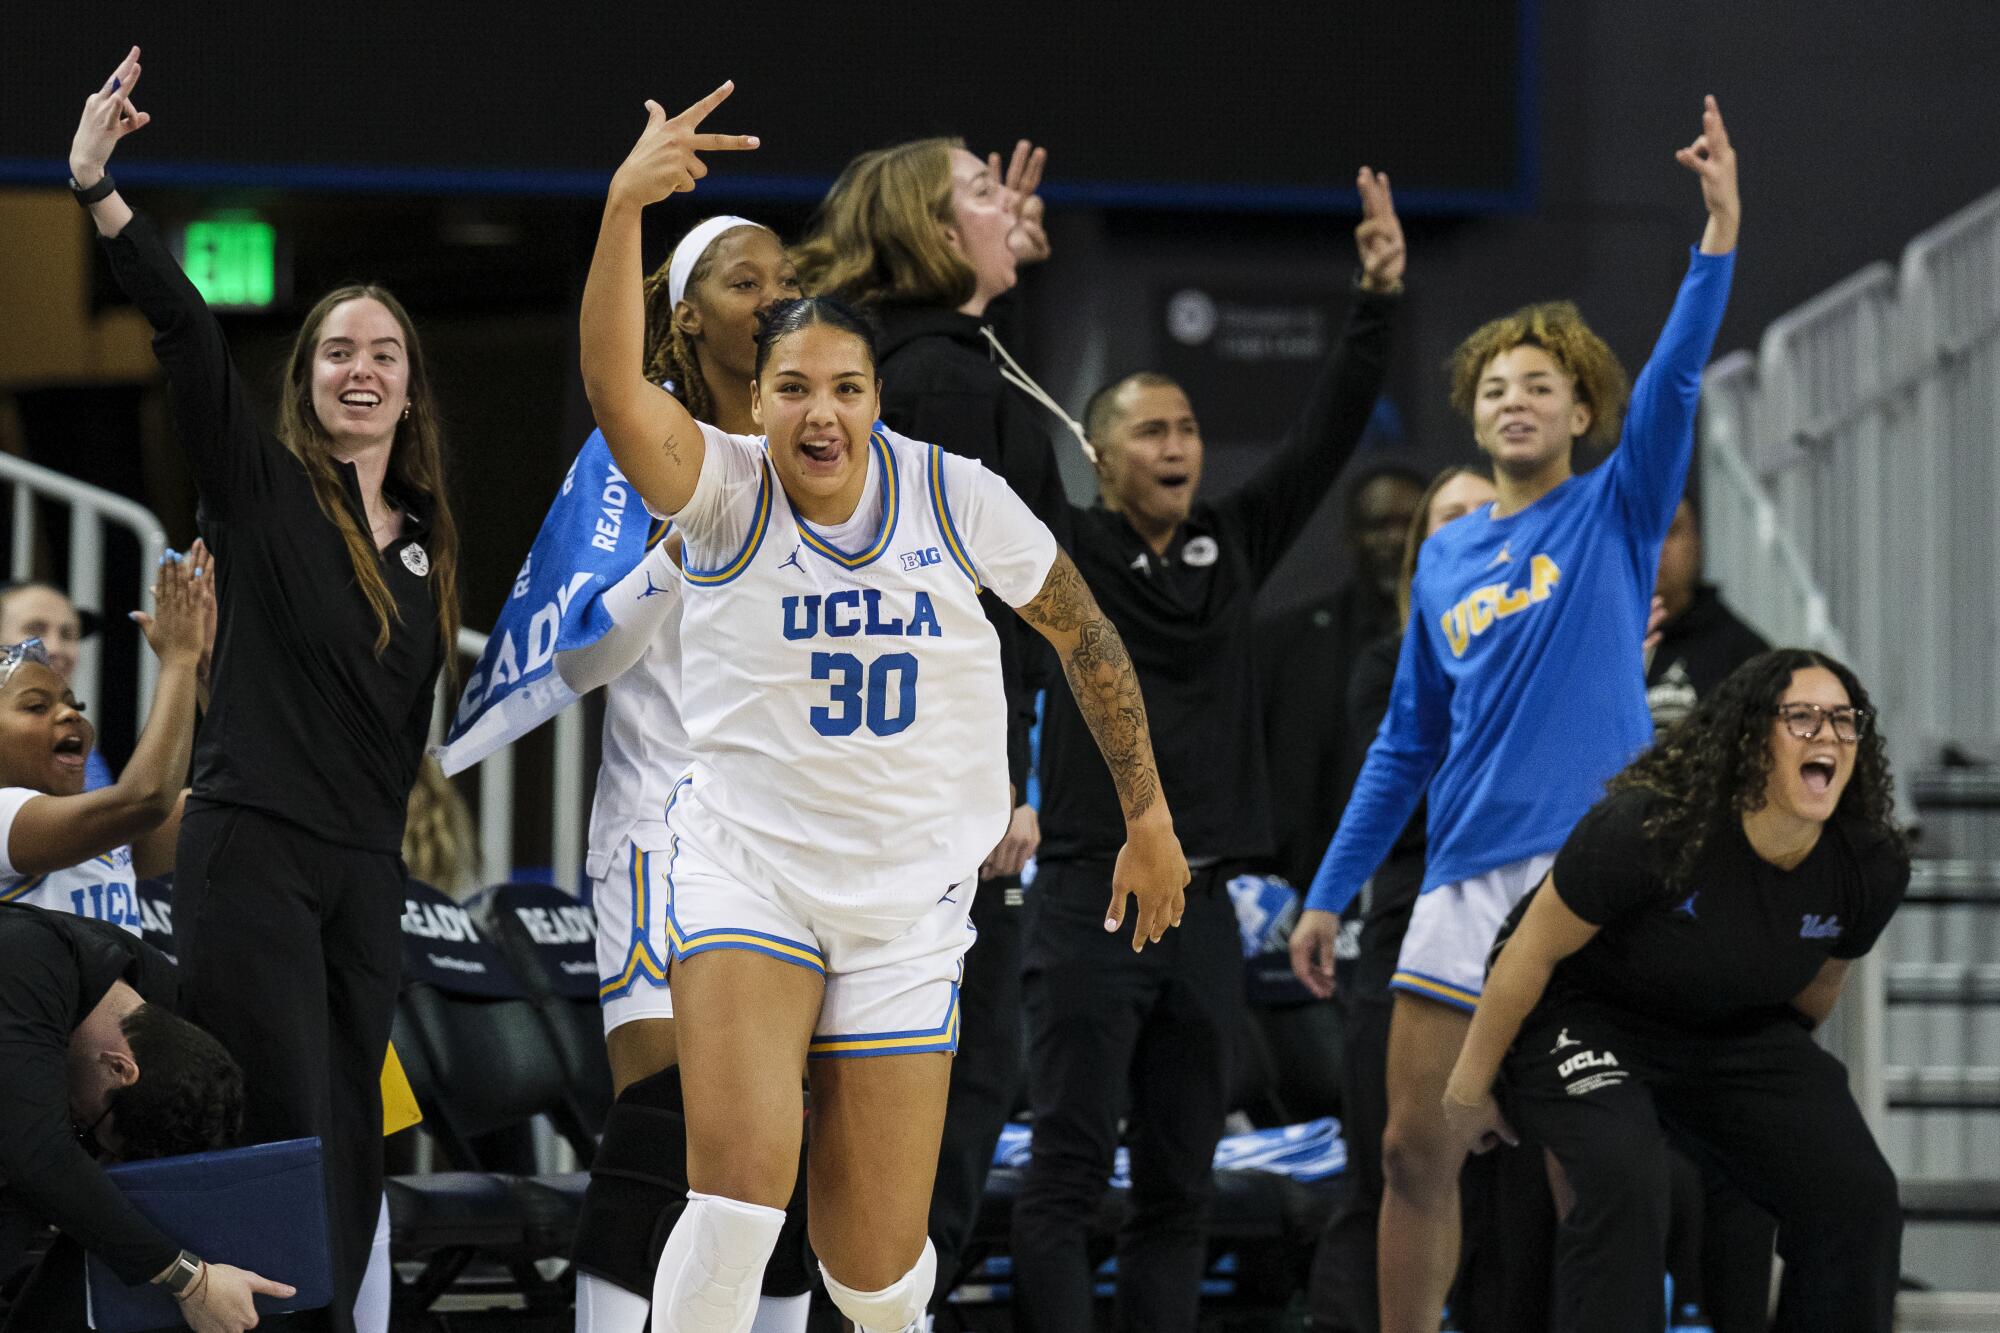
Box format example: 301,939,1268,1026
610,81,761,208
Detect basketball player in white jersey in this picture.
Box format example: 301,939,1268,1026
580,85,1190,1333
561,211,818,1333
0,553,203,932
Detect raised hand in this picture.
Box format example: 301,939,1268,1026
70,45,151,187
1354,166,1405,293
609,81,761,210
991,140,1051,265
131,550,205,668
1675,94,1740,255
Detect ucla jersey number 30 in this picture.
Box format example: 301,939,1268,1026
668,422,1058,925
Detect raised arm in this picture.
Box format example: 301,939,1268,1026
1015,549,1190,951
582,85,759,517
1225,167,1406,581
1442,876,1600,1153
1607,96,1741,538
70,48,275,512
6,556,203,876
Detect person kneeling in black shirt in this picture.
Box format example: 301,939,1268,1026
1442,648,1909,1333
0,902,292,1332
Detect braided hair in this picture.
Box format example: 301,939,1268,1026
640,244,717,424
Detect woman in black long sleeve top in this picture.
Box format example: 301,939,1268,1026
70,49,460,1331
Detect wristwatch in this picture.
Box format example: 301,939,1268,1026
68,171,116,207
153,1249,203,1298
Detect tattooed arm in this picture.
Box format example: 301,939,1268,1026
1017,549,1190,950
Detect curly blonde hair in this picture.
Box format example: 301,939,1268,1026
1446,301,1630,449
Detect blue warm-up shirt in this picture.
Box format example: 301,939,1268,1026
1306,247,1735,915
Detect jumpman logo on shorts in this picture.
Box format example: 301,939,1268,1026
639,571,671,598
1551,1027,1581,1054
778,544,804,573
1674,891,1699,920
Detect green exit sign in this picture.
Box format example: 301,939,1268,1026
181,217,277,309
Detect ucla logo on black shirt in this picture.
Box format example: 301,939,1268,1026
1441,554,1562,657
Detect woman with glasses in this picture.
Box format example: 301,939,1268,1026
1442,649,1909,1332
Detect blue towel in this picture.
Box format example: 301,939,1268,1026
993,1118,1346,1185
83,1137,330,1331
434,430,668,776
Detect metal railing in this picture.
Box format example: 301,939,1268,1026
1,451,170,722
1701,185,2000,768
1698,188,2000,1205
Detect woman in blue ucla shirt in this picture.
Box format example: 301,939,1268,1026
1291,97,1740,1333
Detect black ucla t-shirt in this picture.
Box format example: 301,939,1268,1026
1511,788,1909,1031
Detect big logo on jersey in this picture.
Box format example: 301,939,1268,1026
1441,554,1561,658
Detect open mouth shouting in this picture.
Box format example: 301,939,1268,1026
51,729,87,770
1799,754,1839,798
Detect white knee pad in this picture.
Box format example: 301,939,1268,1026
818,1238,936,1333
651,1191,787,1333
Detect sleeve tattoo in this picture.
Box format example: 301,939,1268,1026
1018,551,1161,820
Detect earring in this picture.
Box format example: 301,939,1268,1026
401,405,411,422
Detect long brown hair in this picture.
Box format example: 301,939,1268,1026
278,286,460,665
791,137,976,309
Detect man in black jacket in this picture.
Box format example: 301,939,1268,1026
0,901,287,1330
1011,169,1407,1333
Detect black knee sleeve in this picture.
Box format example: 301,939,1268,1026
570,1066,689,1295
759,1137,813,1297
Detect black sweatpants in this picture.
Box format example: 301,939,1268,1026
1306,987,1390,1331
175,805,406,1333
928,875,1024,1308
1506,1005,1901,1333
1012,860,1244,1333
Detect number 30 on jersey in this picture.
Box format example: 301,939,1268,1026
810,651,919,737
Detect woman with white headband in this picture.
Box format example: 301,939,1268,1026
542,212,813,1333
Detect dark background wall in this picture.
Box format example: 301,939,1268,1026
4,1,1997,772
1026,0,2000,614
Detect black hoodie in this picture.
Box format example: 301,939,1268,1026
873,302,1073,801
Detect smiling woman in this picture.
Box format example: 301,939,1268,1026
69,43,461,1332
579,83,1187,1333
